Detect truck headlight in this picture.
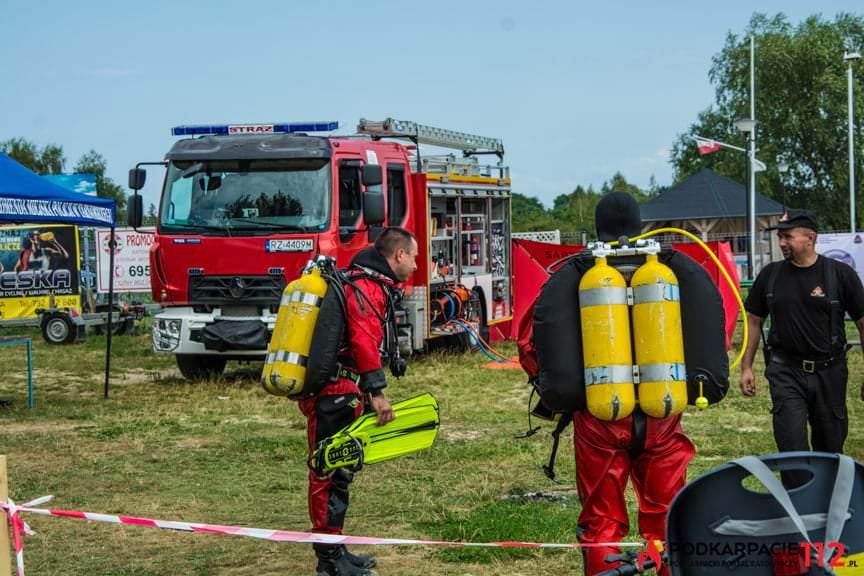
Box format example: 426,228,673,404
152,319,181,352
166,319,181,337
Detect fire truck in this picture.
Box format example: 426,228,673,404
127,119,513,380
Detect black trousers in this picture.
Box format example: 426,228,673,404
766,358,848,485
301,393,363,542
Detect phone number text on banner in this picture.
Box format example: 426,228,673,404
96,228,154,293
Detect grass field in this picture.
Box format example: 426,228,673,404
0,321,860,575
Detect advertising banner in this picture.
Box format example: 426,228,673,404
96,228,154,293
815,232,864,285
0,224,80,319
42,173,97,196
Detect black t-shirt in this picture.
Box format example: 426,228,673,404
745,256,864,357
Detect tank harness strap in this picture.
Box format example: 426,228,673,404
333,363,361,385
343,267,391,325
628,409,647,460
822,256,847,356
337,266,404,378
354,268,404,369
763,262,784,356
584,365,634,386
515,386,543,439
631,282,680,305
282,290,323,307
543,412,573,483
638,363,687,383
579,286,628,307
266,350,308,367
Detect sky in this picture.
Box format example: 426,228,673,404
1,0,861,210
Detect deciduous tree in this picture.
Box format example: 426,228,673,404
670,13,864,230
74,150,127,218
1,137,65,174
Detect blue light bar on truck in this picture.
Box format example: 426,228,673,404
171,121,339,136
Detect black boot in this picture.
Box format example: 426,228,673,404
340,545,376,569
314,544,376,576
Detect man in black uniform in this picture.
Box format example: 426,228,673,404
741,209,864,483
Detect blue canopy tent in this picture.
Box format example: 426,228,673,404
0,152,118,398
0,153,115,226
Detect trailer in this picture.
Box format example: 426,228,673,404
0,303,150,344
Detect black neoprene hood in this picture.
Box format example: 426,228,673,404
595,191,642,242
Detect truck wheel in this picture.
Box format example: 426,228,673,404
176,355,227,380
41,313,76,345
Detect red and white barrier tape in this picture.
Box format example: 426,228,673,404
1,496,51,576
1,497,643,575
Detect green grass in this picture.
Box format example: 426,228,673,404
0,320,859,575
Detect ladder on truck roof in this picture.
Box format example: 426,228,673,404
421,154,509,182
357,118,504,156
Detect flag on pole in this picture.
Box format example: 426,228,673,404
696,138,722,155
753,158,767,172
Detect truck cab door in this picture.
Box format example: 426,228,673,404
337,160,368,256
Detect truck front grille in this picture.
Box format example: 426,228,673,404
189,275,285,306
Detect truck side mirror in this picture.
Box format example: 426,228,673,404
129,168,146,190
361,164,382,187
127,194,143,228
363,189,385,227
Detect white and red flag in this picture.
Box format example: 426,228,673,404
696,138,722,155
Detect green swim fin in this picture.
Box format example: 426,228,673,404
310,393,440,474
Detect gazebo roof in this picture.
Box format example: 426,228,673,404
640,168,784,222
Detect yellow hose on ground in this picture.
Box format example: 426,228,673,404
610,227,748,370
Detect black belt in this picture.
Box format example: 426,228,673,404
334,362,361,384
770,350,845,374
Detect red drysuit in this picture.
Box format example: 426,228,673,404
299,247,396,534
518,303,694,575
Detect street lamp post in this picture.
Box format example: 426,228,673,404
775,162,790,264
728,35,760,279
778,162,789,207
735,118,757,280
845,50,860,233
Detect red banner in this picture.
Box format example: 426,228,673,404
511,240,741,348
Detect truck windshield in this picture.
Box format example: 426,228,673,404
159,158,330,234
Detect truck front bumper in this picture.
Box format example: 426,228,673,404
152,307,276,356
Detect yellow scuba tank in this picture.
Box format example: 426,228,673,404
631,253,687,418
579,256,635,421
260,265,329,397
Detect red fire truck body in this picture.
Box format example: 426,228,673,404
129,119,512,379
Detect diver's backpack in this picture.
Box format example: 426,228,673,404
261,257,400,400
261,255,405,400
530,248,729,414
666,452,864,575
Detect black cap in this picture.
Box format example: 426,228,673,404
768,208,818,232
595,191,642,241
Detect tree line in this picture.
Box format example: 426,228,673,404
512,172,662,234
0,138,158,224
1,138,128,217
